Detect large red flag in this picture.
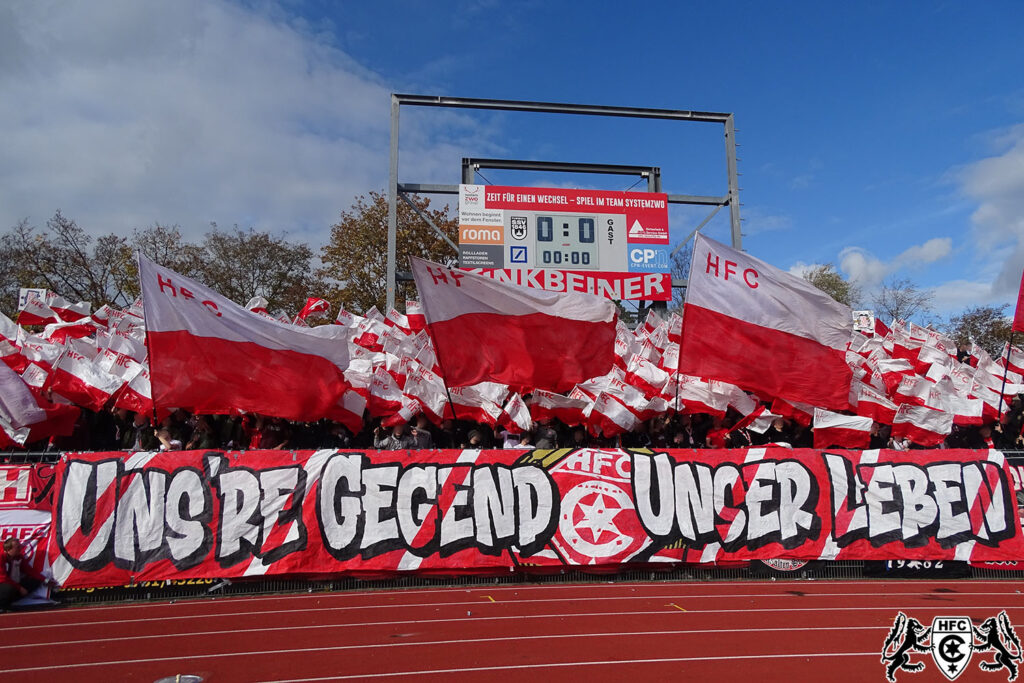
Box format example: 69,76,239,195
1014,271,1024,333
139,255,350,421
679,234,853,410
410,257,617,392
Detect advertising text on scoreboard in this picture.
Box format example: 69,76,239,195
458,184,670,301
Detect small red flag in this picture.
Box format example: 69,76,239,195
1013,271,1024,333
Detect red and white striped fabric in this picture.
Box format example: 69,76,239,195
384,308,412,334
335,308,360,329
679,234,853,410
403,364,447,424
874,358,917,394
676,375,731,417
0,362,45,429
445,385,504,427
589,392,638,437
381,394,422,427
893,374,932,406
1001,343,1024,376
405,300,426,332
732,404,781,434
891,404,953,447
499,392,532,433
812,408,872,449
851,383,898,425
770,396,815,427
42,319,97,345
49,348,124,411
17,297,59,326
528,389,590,426
114,367,153,416
411,257,617,392
47,295,90,322
624,353,669,398
245,297,269,315
296,297,331,322
367,366,404,417
140,255,350,421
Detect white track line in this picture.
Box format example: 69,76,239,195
0,622,892,650
4,590,1020,632
43,578,1024,614
3,605,1021,644
262,652,881,682
4,631,886,674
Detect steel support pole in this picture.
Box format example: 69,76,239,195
386,95,400,312
399,192,459,253
724,114,742,250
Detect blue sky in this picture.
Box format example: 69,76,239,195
3,1,1023,317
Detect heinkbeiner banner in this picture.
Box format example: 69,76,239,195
47,448,1024,588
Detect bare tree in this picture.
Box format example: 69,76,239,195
873,276,933,323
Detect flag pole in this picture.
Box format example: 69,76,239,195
996,331,1015,421
136,251,160,431
406,256,460,422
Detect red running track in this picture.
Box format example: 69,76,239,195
1,579,1022,682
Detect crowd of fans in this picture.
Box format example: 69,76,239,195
8,389,1024,456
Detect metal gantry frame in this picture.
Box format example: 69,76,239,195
386,94,742,311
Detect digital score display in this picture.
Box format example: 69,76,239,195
536,214,598,269
457,184,672,300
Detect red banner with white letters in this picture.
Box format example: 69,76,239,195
46,448,1024,588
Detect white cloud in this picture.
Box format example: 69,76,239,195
838,237,953,291
960,123,1024,297
0,1,495,244
787,261,824,279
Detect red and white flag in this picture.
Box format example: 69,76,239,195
245,297,269,315
770,396,815,427
528,389,589,426
402,363,447,423
49,348,124,411
499,392,532,433
384,308,412,334
624,353,669,398
812,408,872,449
296,297,331,322
589,392,638,437
411,257,617,392
367,365,404,417
675,375,731,417
679,234,853,410
1012,270,1024,334
0,362,45,429
851,383,898,425
139,255,350,421
17,297,59,327
46,295,90,322
405,300,426,332
891,404,953,447
114,366,154,416
445,385,504,427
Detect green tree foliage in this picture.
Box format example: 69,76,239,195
946,304,1012,357
801,263,861,307
319,191,458,313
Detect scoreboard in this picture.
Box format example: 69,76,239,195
458,185,671,301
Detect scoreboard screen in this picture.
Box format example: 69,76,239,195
536,214,598,269
456,184,671,300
